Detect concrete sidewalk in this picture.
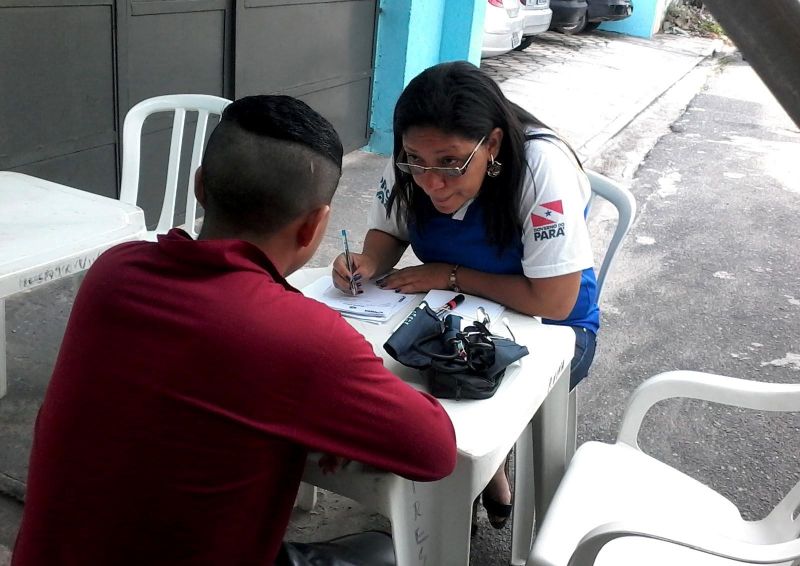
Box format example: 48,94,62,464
485,31,720,161
0,29,723,564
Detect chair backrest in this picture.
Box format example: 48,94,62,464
585,170,637,302
120,94,232,240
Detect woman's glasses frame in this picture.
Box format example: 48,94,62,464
395,135,486,178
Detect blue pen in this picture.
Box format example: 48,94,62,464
340,229,358,296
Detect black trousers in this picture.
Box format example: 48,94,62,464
570,326,597,389
276,531,395,566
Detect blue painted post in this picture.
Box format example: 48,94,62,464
367,0,485,154
600,0,663,39
440,0,486,65
368,0,414,154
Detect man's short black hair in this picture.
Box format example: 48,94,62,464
201,95,343,235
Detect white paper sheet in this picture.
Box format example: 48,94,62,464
301,276,414,323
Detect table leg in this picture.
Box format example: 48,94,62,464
566,388,578,462
304,456,485,566
531,359,570,530
295,483,317,511
0,299,6,399
389,476,474,566
510,422,535,565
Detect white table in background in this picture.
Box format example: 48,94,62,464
0,172,146,398
289,267,574,566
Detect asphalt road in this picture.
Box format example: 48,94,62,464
465,54,800,565
578,56,800,526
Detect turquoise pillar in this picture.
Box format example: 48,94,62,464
368,0,413,155
440,0,485,65
600,0,665,39
367,0,485,154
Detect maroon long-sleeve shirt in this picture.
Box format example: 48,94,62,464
13,229,456,566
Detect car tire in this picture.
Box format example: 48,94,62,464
555,12,587,34
514,36,536,51
584,21,601,32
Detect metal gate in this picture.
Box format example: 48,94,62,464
234,0,377,153
0,0,119,197
1,0,377,221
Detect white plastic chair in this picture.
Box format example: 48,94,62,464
585,170,637,303
566,171,637,458
527,370,800,566
120,94,232,240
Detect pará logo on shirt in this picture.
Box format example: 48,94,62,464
376,177,390,208
531,200,566,241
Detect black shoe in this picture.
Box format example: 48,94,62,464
481,455,513,530
481,491,513,530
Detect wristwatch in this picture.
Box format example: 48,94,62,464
449,264,461,293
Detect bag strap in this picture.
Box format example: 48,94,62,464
412,331,462,362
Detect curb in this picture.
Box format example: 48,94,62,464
576,47,721,162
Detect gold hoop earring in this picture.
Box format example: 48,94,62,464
486,154,503,178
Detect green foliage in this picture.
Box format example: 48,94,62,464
663,1,727,40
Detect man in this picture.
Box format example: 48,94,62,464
12,95,457,565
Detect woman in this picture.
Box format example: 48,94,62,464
332,60,598,530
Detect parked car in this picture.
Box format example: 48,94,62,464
550,0,632,34
481,0,525,58
516,0,553,51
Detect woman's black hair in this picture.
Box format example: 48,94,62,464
388,60,550,250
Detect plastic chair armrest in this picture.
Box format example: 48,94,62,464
567,520,800,566
617,370,800,447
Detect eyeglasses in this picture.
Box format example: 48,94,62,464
396,136,486,177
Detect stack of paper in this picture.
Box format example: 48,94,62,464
301,276,414,323
422,290,505,324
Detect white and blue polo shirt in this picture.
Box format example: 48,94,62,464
368,132,599,334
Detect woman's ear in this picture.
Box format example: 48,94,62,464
486,127,504,159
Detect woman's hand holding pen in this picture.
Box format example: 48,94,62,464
375,263,451,294
331,229,449,295
332,252,378,294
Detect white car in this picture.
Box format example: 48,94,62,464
519,0,553,49
481,0,525,59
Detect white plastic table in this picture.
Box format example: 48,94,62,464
288,267,574,566
0,172,146,398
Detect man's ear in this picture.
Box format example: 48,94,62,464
194,166,207,207
296,204,331,248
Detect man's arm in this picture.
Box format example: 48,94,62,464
262,304,457,481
